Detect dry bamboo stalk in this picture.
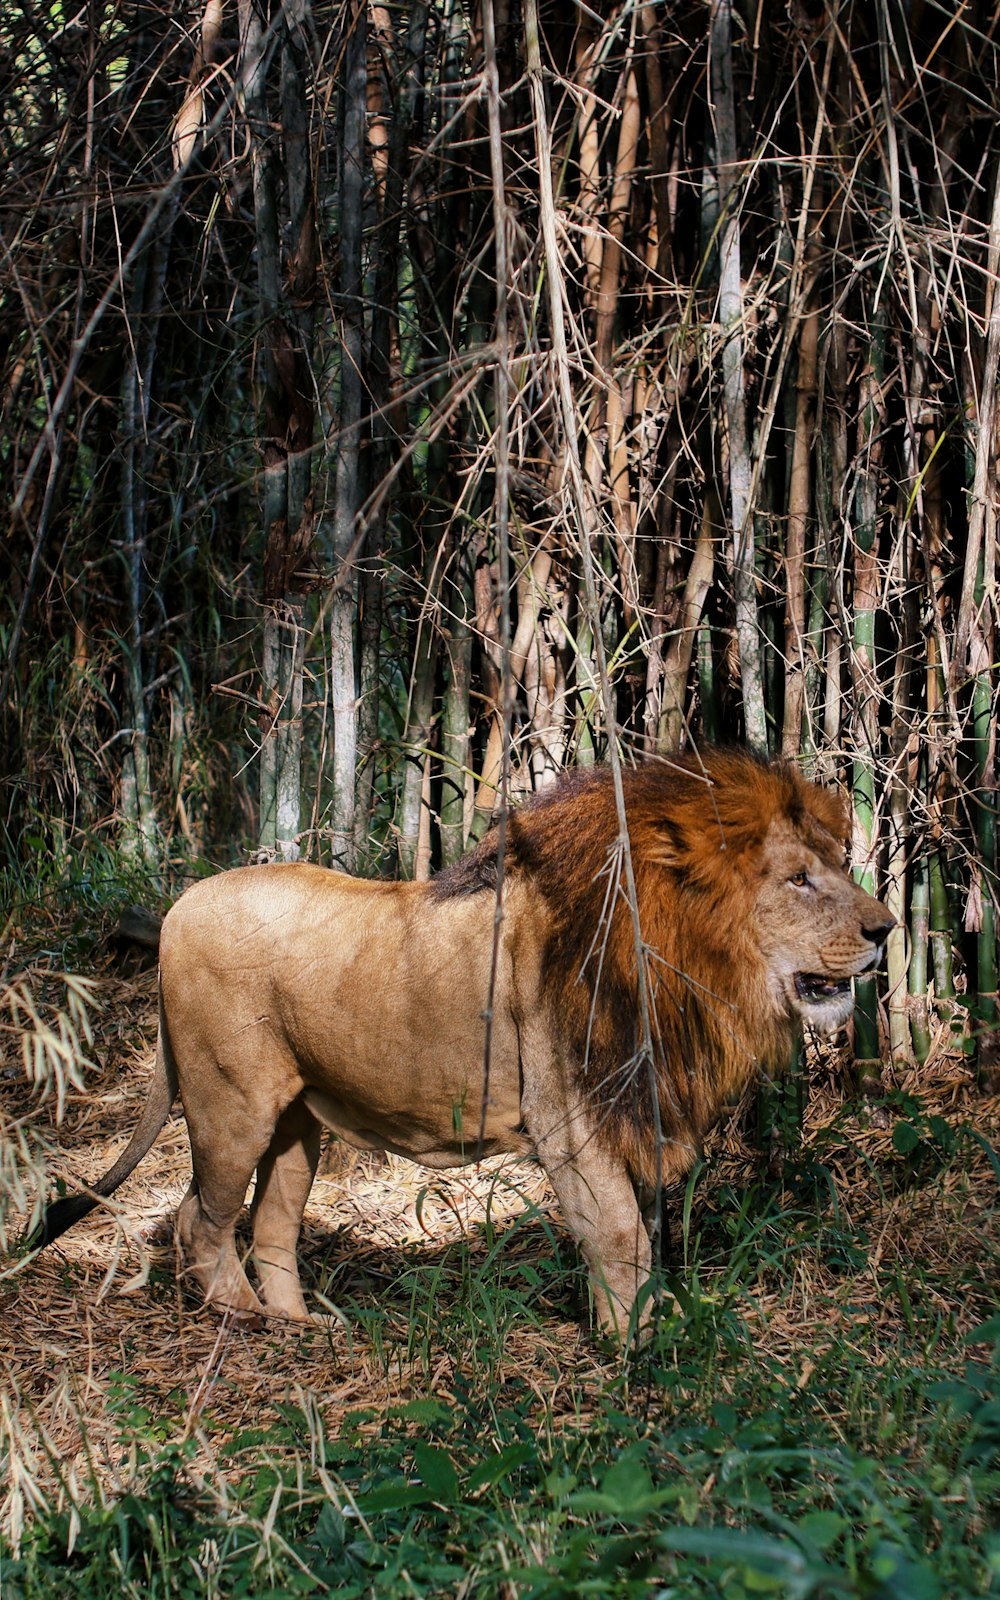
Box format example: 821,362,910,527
478,0,514,913
473,548,553,826
657,497,716,754
440,566,473,865
522,561,570,787
644,538,669,754
573,26,603,303
963,167,1000,1031
639,3,672,280
582,54,641,624
710,0,766,749
952,161,1000,695
414,751,433,882
850,318,887,1074
367,5,395,201
328,2,367,873
808,314,848,767
643,488,683,755
781,274,820,758
594,63,640,374
397,620,437,878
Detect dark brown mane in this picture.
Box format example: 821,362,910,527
434,750,850,1185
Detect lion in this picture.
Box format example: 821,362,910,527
29,749,893,1338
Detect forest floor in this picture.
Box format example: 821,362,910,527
2,920,1000,1596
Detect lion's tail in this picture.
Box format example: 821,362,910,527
25,988,179,1252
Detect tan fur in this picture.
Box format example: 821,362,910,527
39,750,892,1339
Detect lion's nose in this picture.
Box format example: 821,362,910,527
863,917,895,945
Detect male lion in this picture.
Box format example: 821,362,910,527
30,750,892,1337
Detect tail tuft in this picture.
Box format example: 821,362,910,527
23,1194,99,1253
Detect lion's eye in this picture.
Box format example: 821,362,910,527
789,871,810,888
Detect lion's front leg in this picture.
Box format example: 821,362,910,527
250,1097,321,1321
521,1075,651,1341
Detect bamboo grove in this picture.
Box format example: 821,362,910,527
1,0,998,1077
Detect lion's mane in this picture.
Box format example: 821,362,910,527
433,749,850,1186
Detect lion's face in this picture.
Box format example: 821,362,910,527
753,816,894,1031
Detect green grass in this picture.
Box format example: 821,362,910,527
3,915,999,1597
4,1189,1000,1599
3,1319,999,1597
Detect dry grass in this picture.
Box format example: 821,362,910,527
2,941,999,1536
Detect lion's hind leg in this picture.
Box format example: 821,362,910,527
176,1171,263,1319
176,1073,297,1319
249,1097,322,1320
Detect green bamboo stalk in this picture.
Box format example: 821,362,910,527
928,845,956,1002
908,862,932,1063
925,639,956,1009
697,619,719,743
886,767,911,1063
971,600,998,1038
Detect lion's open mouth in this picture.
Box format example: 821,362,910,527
794,973,852,1002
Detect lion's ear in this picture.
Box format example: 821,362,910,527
797,775,851,850
645,809,763,880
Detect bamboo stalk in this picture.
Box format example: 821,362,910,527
697,619,719,743
781,276,820,758
639,3,673,279
440,546,473,865
397,622,436,879
352,558,382,868
572,25,602,303
357,2,429,867
970,576,998,1038
523,565,569,788
850,318,887,1074
584,48,641,624
952,161,1000,698
964,163,1000,1041
924,636,956,1009
928,843,956,1004
908,861,932,1064
885,497,917,1064
806,312,847,769
329,3,367,872
240,0,315,863
118,218,171,875
886,752,912,1063
710,0,767,749
658,497,716,753
472,548,553,830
